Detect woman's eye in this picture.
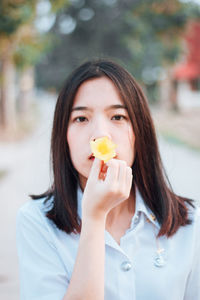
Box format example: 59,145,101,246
111,115,126,121
74,116,87,122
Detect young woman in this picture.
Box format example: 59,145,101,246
16,59,200,300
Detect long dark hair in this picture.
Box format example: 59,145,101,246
31,59,194,237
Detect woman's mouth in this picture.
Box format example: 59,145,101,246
88,154,95,160
88,154,117,161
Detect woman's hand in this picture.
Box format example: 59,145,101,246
82,157,133,221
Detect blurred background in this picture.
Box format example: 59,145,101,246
0,0,200,299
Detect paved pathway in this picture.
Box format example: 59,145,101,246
159,137,200,202
0,94,54,300
0,95,199,299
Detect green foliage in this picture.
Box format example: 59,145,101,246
35,0,200,95
125,0,195,76
0,0,36,36
50,0,70,13
14,33,54,69
0,0,70,70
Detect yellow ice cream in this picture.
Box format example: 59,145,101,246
90,137,117,163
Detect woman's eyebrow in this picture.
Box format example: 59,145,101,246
105,104,127,111
71,104,127,112
71,106,91,112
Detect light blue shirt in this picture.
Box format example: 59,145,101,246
16,187,200,300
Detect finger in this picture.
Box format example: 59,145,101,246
117,160,127,183
88,157,102,182
105,159,119,184
125,167,133,194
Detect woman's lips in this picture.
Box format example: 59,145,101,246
88,154,117,160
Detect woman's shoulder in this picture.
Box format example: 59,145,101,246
185,201,200,240
187,200,200,221
16,196,60,251
19,194,53,212
17,196,54,228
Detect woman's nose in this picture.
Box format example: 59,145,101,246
90,118,111,142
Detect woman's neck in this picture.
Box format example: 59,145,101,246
106,191,135,227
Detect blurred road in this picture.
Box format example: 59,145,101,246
0,94,199,300
0,93,54,300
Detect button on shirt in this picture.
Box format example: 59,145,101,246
16,188,200,300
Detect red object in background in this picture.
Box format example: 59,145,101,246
174,21,200,80
174,63,199,80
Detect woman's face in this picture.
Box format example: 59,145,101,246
67,76,135,189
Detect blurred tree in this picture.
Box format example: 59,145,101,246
14,25,52,119
0,0,35,130
35,0,200,103
126,0,200,102
35,0,136,90
0,0,69,132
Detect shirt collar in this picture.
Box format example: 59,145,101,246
135,188,160,229
77,184,159,229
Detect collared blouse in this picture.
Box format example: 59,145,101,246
16,188,200,300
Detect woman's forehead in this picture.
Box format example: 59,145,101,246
72,77,124,107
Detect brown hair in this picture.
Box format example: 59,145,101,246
31,59,194,237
